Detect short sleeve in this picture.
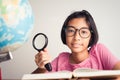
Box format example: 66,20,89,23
96,43,119,69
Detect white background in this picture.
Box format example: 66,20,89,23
0,0,120,79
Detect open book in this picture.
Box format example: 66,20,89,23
22,68,120,80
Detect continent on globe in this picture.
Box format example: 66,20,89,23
0,0,34,54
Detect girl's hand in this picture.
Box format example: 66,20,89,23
35,48,51,69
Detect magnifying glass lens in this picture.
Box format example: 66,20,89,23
34,35,46,50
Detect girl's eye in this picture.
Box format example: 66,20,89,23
81,31,87,34
80,29,89,34
66,28,75,36
68,29,75,33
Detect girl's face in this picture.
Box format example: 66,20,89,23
66,18,91,53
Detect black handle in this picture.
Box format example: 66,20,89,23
45,63,52,71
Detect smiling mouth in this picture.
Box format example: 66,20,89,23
72,43,83,48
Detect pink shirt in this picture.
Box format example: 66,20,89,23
51,43,119,72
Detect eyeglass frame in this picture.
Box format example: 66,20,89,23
65,26,92,38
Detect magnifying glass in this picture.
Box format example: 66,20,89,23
32,33,52,71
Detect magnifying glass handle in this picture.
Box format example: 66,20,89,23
45,63,52,71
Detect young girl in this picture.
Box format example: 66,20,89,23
32,10,120,79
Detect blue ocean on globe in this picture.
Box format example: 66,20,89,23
0,0,34,54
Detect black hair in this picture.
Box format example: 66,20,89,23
61,10,99,47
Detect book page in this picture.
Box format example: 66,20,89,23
73,68,120,78
22,71,72,80
74,68,98,72
73,68,98,77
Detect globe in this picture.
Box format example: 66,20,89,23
0,0,34,54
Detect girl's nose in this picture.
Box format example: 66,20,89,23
74,31,81,41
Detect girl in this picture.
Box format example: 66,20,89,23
32,10,120,79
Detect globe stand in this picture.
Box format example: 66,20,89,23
0,51,13,63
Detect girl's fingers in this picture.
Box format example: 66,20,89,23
44,48,47,52
35,50,50,69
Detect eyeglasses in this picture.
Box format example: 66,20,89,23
65,26,91,38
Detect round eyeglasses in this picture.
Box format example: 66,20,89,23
65,26,91,38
